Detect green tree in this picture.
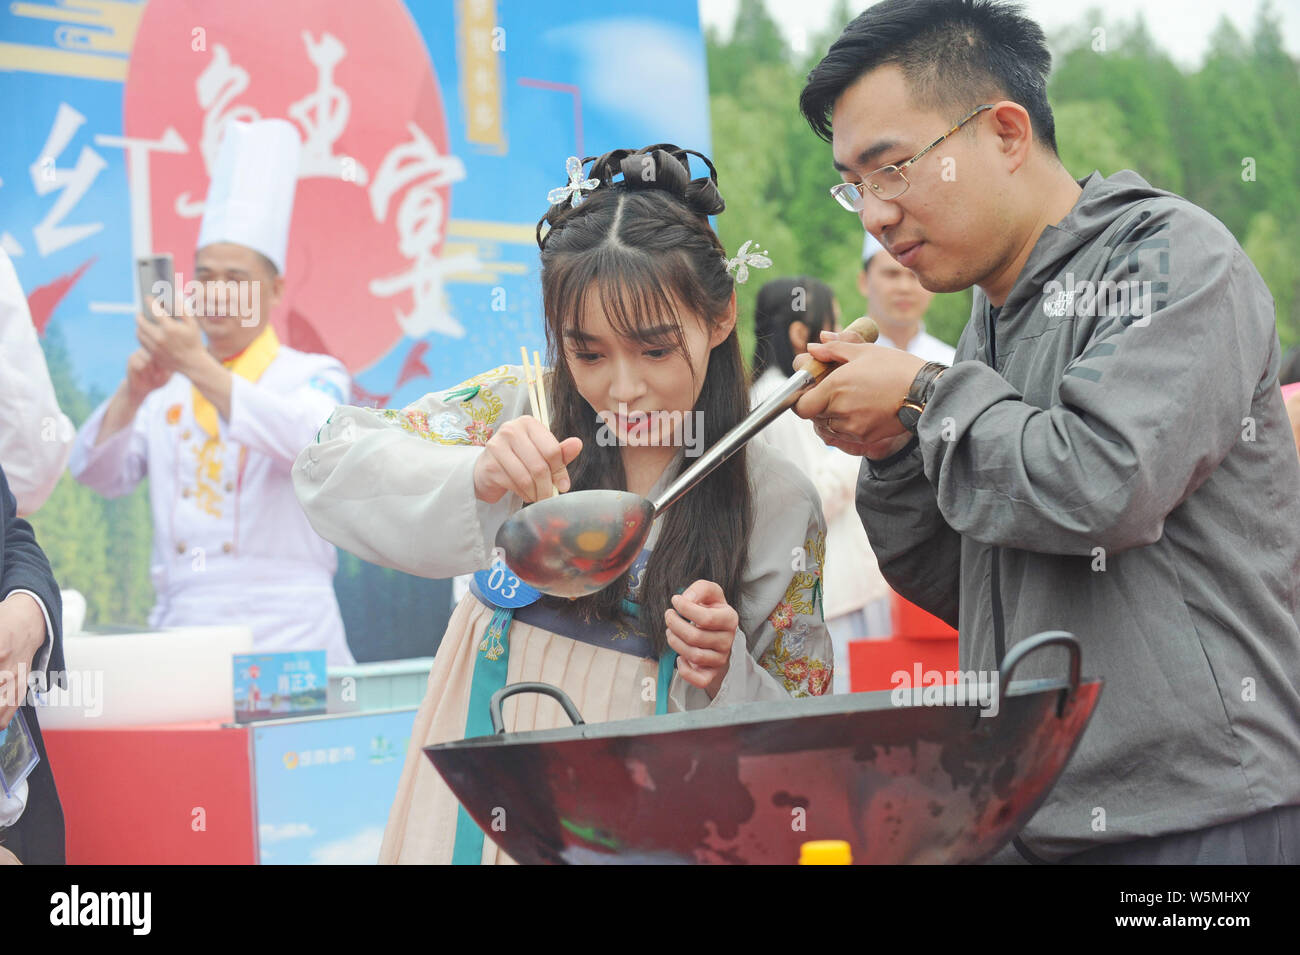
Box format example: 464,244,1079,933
1053,100,1149,181
1046,6,1300,344
709,0,970,355
1048,11,1184,192
27,322,155,627
1244,212,1300,350
707,0,1299,354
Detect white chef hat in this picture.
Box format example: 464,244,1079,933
197,119,302,274
861,231,885,268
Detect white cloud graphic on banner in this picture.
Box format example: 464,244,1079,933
309,826,385,865
543,19,712,150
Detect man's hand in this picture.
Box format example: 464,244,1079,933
136,306,208,377
125,347,172,405
829,430,916,461
95,346,172,447
666,580,738,699
0,592,46,730
792,331,926,459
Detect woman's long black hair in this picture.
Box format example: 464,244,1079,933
535,145,753,654
750,276,837,380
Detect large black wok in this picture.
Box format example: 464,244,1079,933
424,631,1102,864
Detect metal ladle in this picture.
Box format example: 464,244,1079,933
494,316,880,598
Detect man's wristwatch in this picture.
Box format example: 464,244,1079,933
898,362,949,434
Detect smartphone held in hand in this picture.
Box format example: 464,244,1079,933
136,253,174,321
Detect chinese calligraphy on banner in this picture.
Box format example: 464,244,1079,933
3,0,710,650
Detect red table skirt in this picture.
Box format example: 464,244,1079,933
848,593,959,692
42,721,256,865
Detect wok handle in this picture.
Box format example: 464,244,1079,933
490,682,586,735
998,631,1080,716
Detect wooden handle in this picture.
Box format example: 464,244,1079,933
801,315,879,381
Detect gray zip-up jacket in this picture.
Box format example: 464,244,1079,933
857,170,1300,861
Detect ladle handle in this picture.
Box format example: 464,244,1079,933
649,316,879,515
798,315,880,379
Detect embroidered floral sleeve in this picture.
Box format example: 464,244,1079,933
758,528,832,698
366,364,523,447
669,447,832,711
293,364,539,579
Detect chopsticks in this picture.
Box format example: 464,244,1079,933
521,347,560,497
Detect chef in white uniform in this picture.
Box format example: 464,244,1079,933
856,233,956,365
68,119,354,665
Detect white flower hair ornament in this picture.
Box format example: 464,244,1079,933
723,239,773,284
547,156,600,208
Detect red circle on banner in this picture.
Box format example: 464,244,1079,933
122,0,451,373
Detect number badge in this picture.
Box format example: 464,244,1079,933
472,558,541,608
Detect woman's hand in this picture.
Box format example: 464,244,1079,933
666,580,738,699
472,415,582,503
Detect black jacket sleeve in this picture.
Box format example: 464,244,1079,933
0,464,64,684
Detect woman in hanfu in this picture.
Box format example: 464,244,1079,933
293,145,833,864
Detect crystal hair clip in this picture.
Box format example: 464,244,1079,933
722,239,772,284
547,156,600,209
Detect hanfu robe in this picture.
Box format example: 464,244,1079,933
292,364,833,863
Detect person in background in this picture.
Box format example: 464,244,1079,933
750,276,891,693
68,120,354,665
0,465,65,864
0,249,74,516
858,232,955,364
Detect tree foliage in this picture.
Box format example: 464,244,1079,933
707,0,1300,351
28,323,155,627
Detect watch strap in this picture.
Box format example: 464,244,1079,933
898,361,949,433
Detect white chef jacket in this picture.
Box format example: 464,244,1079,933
0,249,73,516
873,322,957,365
68,343,354,665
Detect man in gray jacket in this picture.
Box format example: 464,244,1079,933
795,0,1300,863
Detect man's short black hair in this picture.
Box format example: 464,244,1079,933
800,0,1058,155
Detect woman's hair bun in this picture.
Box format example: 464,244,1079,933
608,145,725,217
538,144,724,248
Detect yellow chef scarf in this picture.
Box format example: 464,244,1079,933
192,323,281,439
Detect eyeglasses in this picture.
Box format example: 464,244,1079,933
830,104,994,211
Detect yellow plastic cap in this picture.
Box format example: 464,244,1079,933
798,840,852,865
